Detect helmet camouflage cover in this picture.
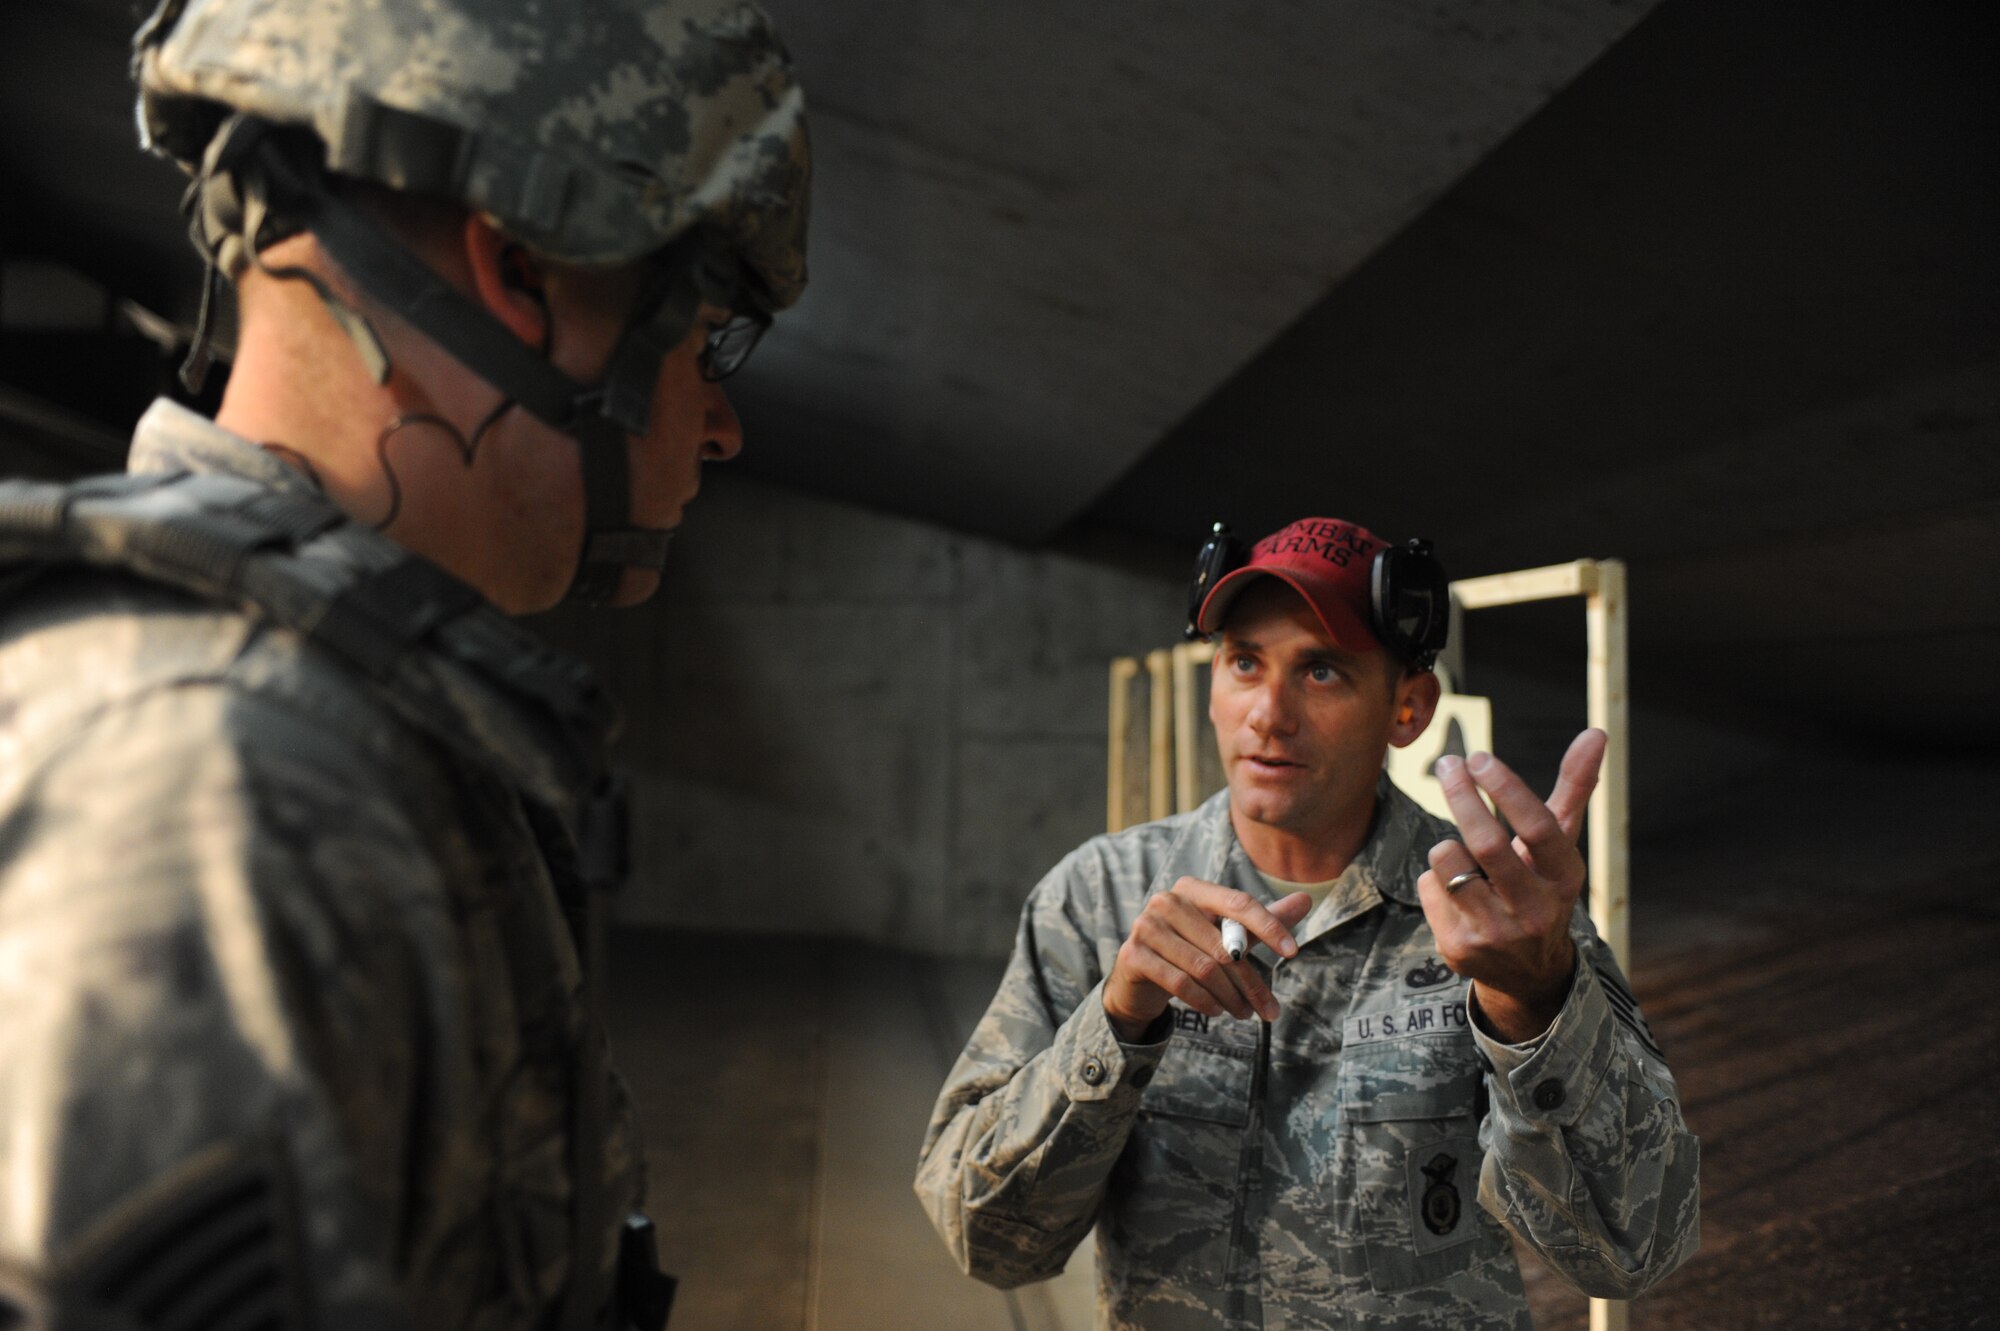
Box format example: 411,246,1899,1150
135,0,810,310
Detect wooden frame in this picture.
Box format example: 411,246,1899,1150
1437,558,1632,1331
1172,639,1214,816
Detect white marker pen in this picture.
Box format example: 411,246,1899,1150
1221,918,1247,962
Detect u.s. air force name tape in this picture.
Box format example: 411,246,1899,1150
1345,997,1473,1046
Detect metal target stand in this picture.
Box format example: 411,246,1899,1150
1107,558,1631,1331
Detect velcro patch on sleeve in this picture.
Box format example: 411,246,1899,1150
1593,959,1666,1061
56,1137,305,1331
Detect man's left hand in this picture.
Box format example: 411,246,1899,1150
1417,729,1607,1044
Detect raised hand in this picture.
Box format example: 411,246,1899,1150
1416,729,1606,1043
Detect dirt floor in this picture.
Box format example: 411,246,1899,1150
1519,871,2000,1330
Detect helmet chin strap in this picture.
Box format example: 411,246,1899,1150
558,263,707,603
186,116,708,606
563,412,672,605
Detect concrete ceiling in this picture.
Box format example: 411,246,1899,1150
0,0,1661,528
1,0,1994,750
732,0,1660,537
1084,0,1999,748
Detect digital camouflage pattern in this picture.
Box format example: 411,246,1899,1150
0,401,642,1329
916,780,1700,1331
136,0,811,305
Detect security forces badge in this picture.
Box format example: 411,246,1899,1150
1407,1137,1480,1256
1420,1152,1461,1235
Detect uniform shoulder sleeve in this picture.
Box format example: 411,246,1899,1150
914,831,1172,1289
0,662,451,1328
1471,904,1701,1298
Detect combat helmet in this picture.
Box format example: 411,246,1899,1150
132,0,812,603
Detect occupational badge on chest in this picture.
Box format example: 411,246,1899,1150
1404,956,1455,990
1406,1134,1480,1255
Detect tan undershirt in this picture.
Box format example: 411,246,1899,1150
1257,870,1344,910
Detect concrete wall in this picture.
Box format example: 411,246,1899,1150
533,470,1185,959
536,471,1803,961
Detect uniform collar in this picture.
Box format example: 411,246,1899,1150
1188,773,1435,946
1358,773,1431,909
127,398,325,498
122,400,622,816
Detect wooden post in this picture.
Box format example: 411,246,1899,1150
1585,560,1631,972
1170,645,1195,815
1107,657,1139,834
1585,560,1630,1331
1172,641,1218,814
1145,649,1173,823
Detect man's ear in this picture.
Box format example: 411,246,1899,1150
1388,668,1442,749
462,216,548,348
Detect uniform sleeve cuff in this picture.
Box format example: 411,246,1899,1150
1472,960,1617,1129
1054,979,1170,1103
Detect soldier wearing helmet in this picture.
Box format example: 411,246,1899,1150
0,0,808,1327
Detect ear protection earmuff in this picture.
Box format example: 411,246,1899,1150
1187,522,1451,671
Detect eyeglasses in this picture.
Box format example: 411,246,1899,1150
699,310,771,382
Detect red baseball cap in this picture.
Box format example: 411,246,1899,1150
1195,517,1387,650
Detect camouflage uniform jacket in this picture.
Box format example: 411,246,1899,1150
0,401,643,1329
916,780,1700,1330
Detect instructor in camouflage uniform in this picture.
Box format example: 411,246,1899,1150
916,518,1699,1330
0,1,806,1327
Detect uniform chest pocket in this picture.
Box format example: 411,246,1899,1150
1337,1036,1491,1293
1102,1021,1257,1287
1141,1017,1257,1125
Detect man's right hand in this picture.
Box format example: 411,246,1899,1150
1103,878,1314,1041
